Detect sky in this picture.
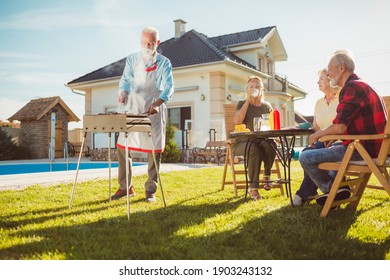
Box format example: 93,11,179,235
1,0,390,129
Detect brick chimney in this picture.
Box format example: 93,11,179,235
174,19,187,38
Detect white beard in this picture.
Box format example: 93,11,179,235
329,75,339,88
142,45,156,59
142,48,153,57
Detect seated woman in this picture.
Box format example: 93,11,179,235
292,68,341,205
233,75,276,201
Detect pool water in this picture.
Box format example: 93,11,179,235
0,162,143,175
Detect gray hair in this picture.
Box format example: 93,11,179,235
142,27,159,40
329,50,355,72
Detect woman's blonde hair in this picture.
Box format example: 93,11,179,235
318,68,341,94
246,75,264,86
246,75,265,102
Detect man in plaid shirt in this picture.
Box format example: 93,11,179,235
298,50,387,206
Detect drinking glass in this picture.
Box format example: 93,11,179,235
253,117,262,131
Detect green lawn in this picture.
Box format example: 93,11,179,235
0,161,389,260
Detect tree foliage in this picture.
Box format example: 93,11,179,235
162,121,181,163
0,127,31,160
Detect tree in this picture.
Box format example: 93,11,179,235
0,127,15,160
162,121,181,163
0,127,30,160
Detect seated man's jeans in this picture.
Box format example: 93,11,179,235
296,141,325,200
299,144,362,194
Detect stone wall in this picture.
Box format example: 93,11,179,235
20,120,48,158
20,105,69,159
89,148,147,162
90,148,118,161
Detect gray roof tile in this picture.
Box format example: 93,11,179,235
67,27,275,85
210,26,275,47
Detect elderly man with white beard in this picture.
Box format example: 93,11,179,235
298,50,387,207
112,27,174,203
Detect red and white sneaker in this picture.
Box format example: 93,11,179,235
111,186,136,200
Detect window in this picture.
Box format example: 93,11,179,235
167,106,191,148
258,58,262,72
168,107,191,130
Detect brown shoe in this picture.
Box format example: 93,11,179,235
111,186,136,200
263,176,272,191
145,191,157,203
263,182,272,191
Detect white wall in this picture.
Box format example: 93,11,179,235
91,86,117,114
170,72,211,121
89,86,118,148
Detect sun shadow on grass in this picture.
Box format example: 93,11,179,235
1,195,389,260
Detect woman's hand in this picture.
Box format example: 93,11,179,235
308,132,320,146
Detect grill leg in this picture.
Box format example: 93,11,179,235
108,133,112,202
69,132,87,208
125,132,131,220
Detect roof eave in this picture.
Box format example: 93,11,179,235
37,98,80,122
288,83,308,99
221,39,263,50
66,76,121,90
267,28,288,61
224,59,270,79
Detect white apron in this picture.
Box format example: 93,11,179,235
117,58,165,153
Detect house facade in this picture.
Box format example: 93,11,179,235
66,20,308,150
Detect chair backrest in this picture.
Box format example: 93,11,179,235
382,96,390,110
223,103,238,139
376,96,390,163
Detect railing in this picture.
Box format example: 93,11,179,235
184,119,224,148
64,142,69,171
265,73,288,92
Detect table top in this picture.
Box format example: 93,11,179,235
229,128,315,138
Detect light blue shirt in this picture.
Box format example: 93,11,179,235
119,52,174,102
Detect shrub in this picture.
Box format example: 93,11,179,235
162,121,181,163
0,127,31,160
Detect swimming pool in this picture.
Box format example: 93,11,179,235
0,162,143,175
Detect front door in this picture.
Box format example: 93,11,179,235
168,106,191,148
48,119,63,158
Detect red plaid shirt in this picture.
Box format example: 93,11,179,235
333,74,387,157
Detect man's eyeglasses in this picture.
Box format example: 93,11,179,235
141,41,157,48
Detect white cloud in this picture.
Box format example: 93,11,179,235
0,97,27,121
4,72,70,87
0,8,97,30
0,1,147,31
0,52,53,78
0,51,43,59
0,62,50,70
